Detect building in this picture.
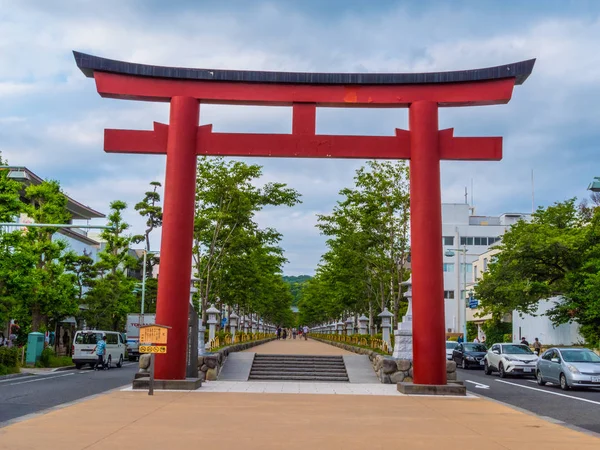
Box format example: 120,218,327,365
441,203,530,335
3,166,105,259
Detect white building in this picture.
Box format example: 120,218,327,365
441,203,530,335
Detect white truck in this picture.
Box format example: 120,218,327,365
126,313,156,361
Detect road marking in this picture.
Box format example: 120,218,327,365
0,376,34,384
495,379,600,406
465,380,490,389
4,373,74,386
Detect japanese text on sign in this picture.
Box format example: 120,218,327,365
140,326,168,344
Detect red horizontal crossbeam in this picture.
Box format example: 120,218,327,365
94,72,515,107
104,124,501,160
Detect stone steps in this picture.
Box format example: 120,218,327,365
249,354,349,382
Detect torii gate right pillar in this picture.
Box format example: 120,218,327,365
409,101,446,385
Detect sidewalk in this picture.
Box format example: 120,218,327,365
1,386,598,449
245,337,353,355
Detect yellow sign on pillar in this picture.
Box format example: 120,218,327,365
139,324,169,345
139,345,167,354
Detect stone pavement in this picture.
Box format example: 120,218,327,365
242,337,353,355
1,387,599,449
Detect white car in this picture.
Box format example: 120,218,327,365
446,341,458,360
484,343,538,378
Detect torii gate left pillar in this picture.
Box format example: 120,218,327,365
75,52,534,384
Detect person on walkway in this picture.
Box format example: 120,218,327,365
276,327,281,340
473,337,480,343
292,328,297,339
302,325,309,341
521,337,529,346
93,334,107,370
282,328,288,340
457,335,464,343
533,337,542,355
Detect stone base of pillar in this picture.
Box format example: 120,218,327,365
392,329,413,360
132,377,203,391
397,382,466,396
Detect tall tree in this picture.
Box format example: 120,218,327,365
192,157,300,322
84,201,139,330
134,181,162,313
475,199,600,345
305,161,410,331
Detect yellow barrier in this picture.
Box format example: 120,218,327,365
209,332,274,351
318,333,391,354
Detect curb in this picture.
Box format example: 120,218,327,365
51,365,77,372
0,372,31,382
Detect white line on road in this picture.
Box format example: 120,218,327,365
495,379,600,406
4,373,74,386
465,380,490,389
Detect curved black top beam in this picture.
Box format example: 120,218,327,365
73,51,535,86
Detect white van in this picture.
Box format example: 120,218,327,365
72,330,125,369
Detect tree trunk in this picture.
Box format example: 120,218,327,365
31,305,42,332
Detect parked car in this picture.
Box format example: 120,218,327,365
446,341,458,360
72,330,125,370
484,343,538,378
453,343,488,369
536,347,600,391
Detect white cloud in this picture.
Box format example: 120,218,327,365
2,2,600,274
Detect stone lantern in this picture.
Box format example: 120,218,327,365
329,322,336,334
251,315,258,334
393,275,414,360
206,304,220,347
358,315,369,335
336,321,344,335
242,315,249,334
378,307,393,348
229,311,239,340
259,318,264,333
345,317,354,336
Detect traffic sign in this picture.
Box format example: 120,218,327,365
140,324,169,344
140,345,167,354
469,299,479,308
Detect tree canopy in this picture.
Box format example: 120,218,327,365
475,198,600,345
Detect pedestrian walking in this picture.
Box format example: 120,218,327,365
302,325,309,341
521,337,529,346
282,328,288,340
292,329,297,339
93,334,107,370
276,327,281,340
473,337,480,343
533,337,542,356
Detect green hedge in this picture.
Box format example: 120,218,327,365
0,347,19,368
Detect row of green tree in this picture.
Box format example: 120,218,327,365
1,155,299,338
475,197,600,346
298,161,410,331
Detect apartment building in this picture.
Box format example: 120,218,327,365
441,203,530,334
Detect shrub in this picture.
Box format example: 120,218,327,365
0,346,19,368
39,347,55,367
503,333,513,343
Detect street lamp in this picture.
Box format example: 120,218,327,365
587,177,600,192
445,247,469,341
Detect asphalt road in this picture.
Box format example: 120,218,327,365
456,365,600,434
0,362,137,426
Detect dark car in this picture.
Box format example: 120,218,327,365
453,343,488,369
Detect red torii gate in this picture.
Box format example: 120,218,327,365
75,52,534,386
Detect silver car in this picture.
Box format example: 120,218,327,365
536,347,600,390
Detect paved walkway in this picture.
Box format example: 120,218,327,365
243,338,353,355
1,388,598,449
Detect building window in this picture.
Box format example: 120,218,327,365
442,236,454,246
474,265,478,280
460,263,472,273
460,237,474,246
460,290,467,299
483,258,488,272
444,290,455,299
443,263,454,272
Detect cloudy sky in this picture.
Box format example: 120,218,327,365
1,0,599,275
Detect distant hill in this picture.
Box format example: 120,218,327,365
283,275,312,306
